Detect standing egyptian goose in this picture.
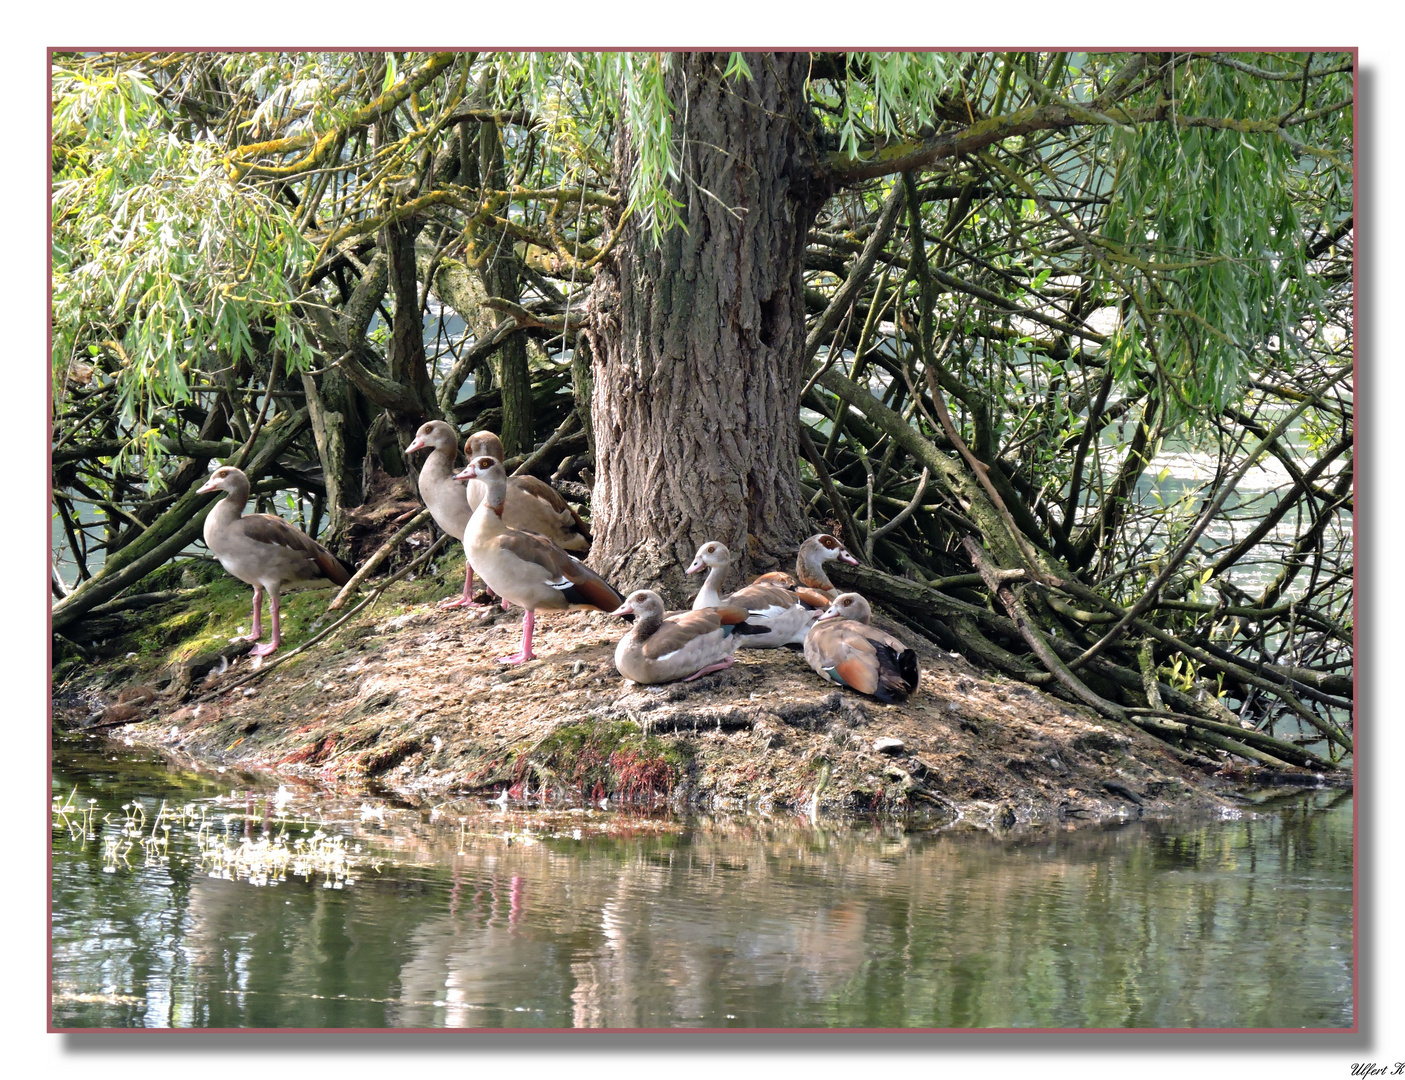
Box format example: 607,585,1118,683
753,534,859,600
804,593,921,703
464,431,590,552
404,420,487,608
197,466,351,657
684,541,830,648
456,455,623,664
609,590,768,684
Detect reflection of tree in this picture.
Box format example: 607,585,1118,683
56,797,1353,1028
385,814,1350,1028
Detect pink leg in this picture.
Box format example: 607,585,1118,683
498,609,536,664
233,586,264,644
682,655,736,682
440,560,488,608
250,589,281,657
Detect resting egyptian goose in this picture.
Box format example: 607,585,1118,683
753,534,859,600
404,420,486,608
684,541,830,648
465,431,590,553
804,593,921,703
456,455,623,664
197,466,351,657
609,590,768,684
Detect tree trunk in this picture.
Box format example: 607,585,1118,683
478,118,532,457
587,52,826,602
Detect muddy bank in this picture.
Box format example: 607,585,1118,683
51,558,1344,829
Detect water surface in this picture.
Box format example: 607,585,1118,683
51,739,1354,1029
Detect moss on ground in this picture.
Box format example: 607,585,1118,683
86,551,466,676
50,548,1293,827
517,720,693,804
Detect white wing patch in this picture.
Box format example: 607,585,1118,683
547,576,573,591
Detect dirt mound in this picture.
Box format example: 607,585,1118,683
53,574,1310,828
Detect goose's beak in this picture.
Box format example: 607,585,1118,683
609,602,635,618
838,549,859,566
685,557,704,574
197,478,220,494
406,436,428,454
453,464,477,481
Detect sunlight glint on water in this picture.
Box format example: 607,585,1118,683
51,741,1353,1029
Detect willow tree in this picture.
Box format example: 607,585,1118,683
52,52,1353,769
583,53,821,585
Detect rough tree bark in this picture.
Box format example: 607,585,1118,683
586,52,827,601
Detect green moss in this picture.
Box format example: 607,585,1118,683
144,557,225,591
520,719,692,803
58,549,471,697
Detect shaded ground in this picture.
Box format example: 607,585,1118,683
51,553,1342,829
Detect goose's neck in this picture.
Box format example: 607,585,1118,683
797,550,835,593
210,486,247,525
633,608,664,640
694,563,728,609
466,487,507,541
419,445,458,485
203,486,247,549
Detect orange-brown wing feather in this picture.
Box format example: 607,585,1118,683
827,621,919,701
808,620,880,690
833,656,880,696
793,587,832,610
713,603,758,625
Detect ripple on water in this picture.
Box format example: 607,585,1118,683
50,740,1354,1029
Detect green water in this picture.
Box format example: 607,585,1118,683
50,737,1354,1029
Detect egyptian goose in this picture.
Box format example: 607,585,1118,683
609,590,767,684
404,420,485,608
684,541,830,648
803,593,921,703
465,431,590,553
455,455,623,664
753,534,859,600
197,466,351,657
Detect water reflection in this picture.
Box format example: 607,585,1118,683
51,741,1353,1029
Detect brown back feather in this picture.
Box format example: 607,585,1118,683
725,581,808,614
496,530,622,611
641,609,723,659
238,515,351,585
511,474,591,542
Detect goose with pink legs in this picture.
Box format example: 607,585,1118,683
404,420,484,608
197,465,351,657
456,455,624,664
